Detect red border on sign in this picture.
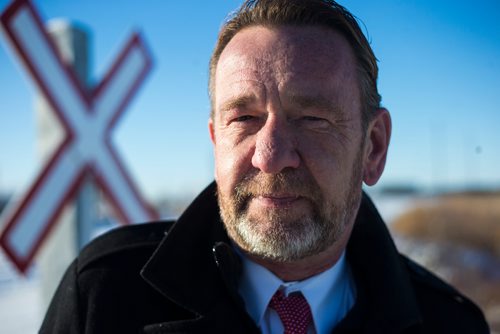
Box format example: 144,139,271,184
100,34,158,222
0,0,157,273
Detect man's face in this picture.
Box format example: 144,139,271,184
209,25,367,262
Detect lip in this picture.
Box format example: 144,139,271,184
253,194,301,207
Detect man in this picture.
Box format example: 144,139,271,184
41,0,489,333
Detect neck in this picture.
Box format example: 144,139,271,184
244,223,354,282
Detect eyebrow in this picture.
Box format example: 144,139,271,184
218,92,343,115
219,95,257,113
287,93,339,112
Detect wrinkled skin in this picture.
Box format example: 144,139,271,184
209,25,391,280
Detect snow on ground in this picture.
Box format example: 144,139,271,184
0,250,42,334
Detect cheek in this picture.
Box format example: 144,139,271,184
214,137,255,190
299,136,354,192
300,135,339,171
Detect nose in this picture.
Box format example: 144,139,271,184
251,116,300,173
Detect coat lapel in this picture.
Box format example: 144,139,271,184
140,182,258,333
337,193,422,333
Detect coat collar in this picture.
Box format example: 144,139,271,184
338,193,422,333
141,181,422,332
140,182,240,317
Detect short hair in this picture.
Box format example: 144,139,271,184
209,0,381,129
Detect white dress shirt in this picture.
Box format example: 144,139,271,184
237,251,356,334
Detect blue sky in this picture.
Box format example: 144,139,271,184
0,0,499,202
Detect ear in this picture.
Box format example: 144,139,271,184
208,118,219,181
363,108,391,186
208,118,216,145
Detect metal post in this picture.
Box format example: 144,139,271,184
35,19,97,313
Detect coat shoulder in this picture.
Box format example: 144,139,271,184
40,220,180,334
77,220,175,273
401,254,489,332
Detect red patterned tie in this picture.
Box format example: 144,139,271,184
269,289,313,334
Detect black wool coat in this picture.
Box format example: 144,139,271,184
40,182,489,333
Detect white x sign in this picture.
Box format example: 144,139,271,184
0,0,157,273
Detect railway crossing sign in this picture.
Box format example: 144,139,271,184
0,0,157,273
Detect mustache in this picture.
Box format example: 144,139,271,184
233,168,322,205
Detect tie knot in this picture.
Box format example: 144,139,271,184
269,289,313,334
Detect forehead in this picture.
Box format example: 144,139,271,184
214,25,359,109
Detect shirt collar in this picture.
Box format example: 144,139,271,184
237,250,355,333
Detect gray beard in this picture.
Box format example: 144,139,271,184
217,149,364,262
230,202,347,262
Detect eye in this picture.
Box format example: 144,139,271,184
298,115,331,130
232,115,255,122
302,116,325,122
301,116,330,125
